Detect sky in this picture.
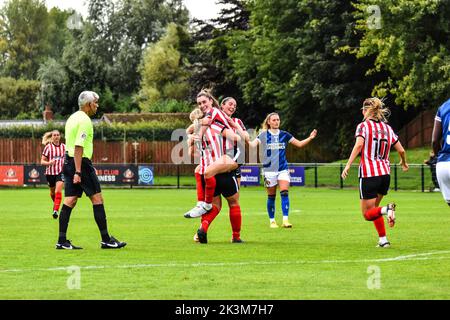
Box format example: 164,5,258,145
0,0,224,20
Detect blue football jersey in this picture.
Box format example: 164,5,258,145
257,130,294,172
435,98,450,162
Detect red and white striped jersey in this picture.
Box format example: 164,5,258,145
42,143,66,175
355,120,398,178
232,118,246,132
198,122,226,174
206,108,232,129
205,107,235,153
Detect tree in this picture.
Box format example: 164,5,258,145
350,0,450,110
0,0,50,79
36,58,68,115
188,0,258,124
137,23,190,112
227,0,381,159
0,77,40,119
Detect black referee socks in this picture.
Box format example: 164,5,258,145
58,204,73,243
93,204,110,242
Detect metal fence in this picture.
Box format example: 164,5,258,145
0,162,438,192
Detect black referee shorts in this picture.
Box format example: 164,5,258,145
213,172,240,198
46,173,63,188
359,175,390,200
63,154,101,198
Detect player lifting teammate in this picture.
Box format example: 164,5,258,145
184,90,246,218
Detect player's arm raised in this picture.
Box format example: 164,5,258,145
342,136,364,180
290,129,317,148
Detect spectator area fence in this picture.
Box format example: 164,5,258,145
0,162,438,192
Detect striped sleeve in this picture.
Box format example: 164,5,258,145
235,118,246,131
355,123,366,139
42,144,50,157
211,121,225,133
389,126,399,145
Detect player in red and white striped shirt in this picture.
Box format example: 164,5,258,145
184,90,246,219
342,98,408,248
185,99,246,243
41,130,66,219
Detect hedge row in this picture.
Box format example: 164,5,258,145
0,120,190,141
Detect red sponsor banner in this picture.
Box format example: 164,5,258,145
0,165,24,186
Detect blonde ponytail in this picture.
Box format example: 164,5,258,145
41,131,53,145
363,98,390,122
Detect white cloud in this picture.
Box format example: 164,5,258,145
183,0,225,20
45,0,89,17
0,0,224,20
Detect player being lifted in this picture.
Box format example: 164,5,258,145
248,113,317,228
341,98,408,248
184,90,247,218
185,103,244,242
187,97,248,243
41,130,66,219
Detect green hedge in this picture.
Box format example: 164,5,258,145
0,120,189,141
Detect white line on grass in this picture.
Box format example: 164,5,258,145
1,250,450,274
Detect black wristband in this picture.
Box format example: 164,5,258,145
75,171,81,176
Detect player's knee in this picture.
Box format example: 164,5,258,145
280,190,289,197
228,198,239,207
204,171,213,179
90,193,103,205
65,197,77,208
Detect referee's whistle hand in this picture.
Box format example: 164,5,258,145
73,175,81,184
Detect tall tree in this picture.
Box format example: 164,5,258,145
350,0,450,110
188,0,258,124
0,0,50,79
137,23,190,111
228,0,381,159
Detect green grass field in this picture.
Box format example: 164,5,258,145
1,187,450,300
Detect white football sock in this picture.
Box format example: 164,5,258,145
203,202,212,210
379,236,388,243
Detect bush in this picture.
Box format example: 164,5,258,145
0,77,41,119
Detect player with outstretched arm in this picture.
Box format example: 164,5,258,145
248,112,317,228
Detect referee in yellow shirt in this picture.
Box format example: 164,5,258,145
56,91,126,250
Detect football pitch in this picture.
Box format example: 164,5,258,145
1,187,450,300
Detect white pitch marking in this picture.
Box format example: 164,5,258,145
1,251,450,274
